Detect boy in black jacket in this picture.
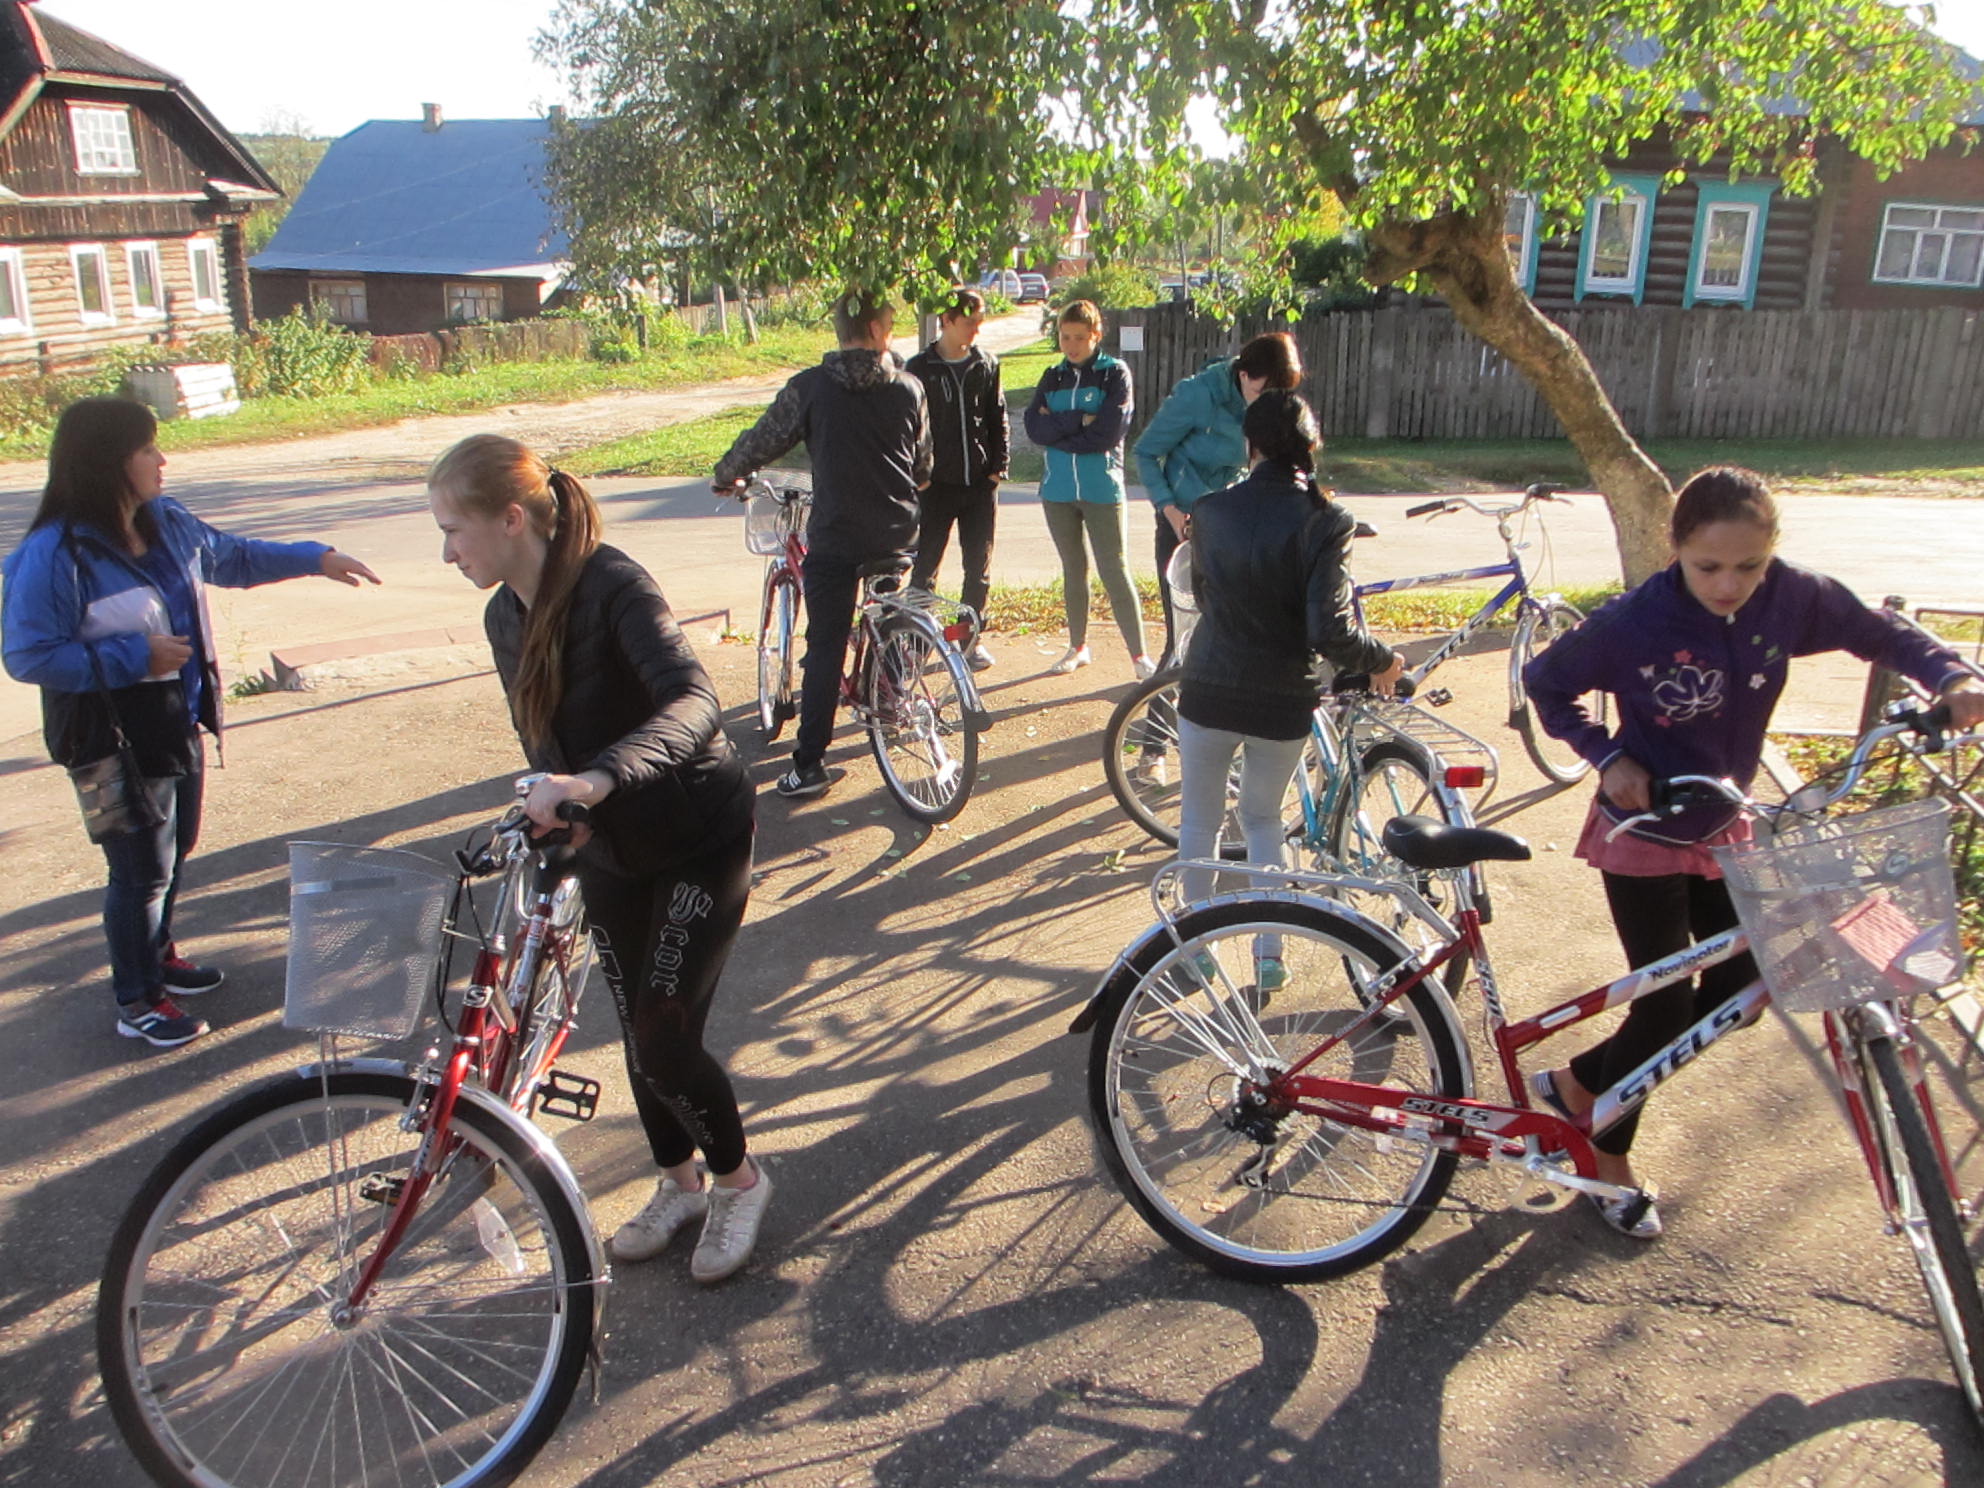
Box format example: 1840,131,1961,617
714,291,932,800
905,287,1008,670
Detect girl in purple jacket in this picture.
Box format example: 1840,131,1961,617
1522,467,1984,1238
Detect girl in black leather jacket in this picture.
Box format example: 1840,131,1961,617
1174,393,1402,984
428,434,770,1285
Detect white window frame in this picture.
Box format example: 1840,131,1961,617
70,243,114,326
0,247,30,336
1578,180,1656,300
186,238,223,312
1691,203,1758,302
309,278,367,325
67,103,138,175
125,241,164,319
443,280,504,322
1872,201,1984,289
1503,192,1538,293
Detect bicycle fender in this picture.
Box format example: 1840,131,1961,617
886,605,994,731
295,1057,613,1338
1066,894,1474,1090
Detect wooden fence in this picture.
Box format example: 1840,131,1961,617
1109,301,1984,442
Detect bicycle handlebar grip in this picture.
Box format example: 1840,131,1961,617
555,800,592,826
1527,481,1569,501
1405,500,1447,519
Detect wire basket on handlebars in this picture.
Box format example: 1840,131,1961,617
1714,798,1963,1013
284,843,455,1039
744,476,811,556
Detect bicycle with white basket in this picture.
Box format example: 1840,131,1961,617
97,777,607,1488
1075,701,1984,1424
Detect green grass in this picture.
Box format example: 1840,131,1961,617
1321,437,1984,495
0,328,833,464
561,407,792,479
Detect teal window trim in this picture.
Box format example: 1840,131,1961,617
1684,178,1776,309
1505,192,1539,294
1576,172,1660,304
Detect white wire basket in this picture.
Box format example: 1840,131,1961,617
744,482,810,555
284,843,454,1039
1714,797,1963,1013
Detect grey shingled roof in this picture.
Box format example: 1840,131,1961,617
250,118,568,279
36,10,177,84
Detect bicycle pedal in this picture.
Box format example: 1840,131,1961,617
1423,687,1453,708
359,1172,405,1206
536,1069,602,1122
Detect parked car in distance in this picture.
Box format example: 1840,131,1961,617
1017,272,1050,303
978,268,1023,300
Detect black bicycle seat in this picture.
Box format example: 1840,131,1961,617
1380,815,1531,870
858,556,914,580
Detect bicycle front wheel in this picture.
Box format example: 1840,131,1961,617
98,1070,597,1488
1510,599,1600,785
1859,1030,1984,1424
865,619,977,823
757,565,799,739
1089,899,1467,1282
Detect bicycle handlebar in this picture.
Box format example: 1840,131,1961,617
1602,702,1976,842
1405,484,1571,523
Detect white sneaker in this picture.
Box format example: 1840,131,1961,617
690,1163,773,1283
1049,645,1091,676
1132,654,1158,681
608,1174,708,1262
967,643,995,672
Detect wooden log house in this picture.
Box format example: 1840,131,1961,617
0,0,278,379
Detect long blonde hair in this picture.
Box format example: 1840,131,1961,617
429,434,602,748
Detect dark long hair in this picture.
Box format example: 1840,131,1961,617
427,434,603,749
1242,389,1321,475
32,396,159,548
1671,466,1779,546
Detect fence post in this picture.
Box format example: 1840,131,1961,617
1364,306,1398,439
1645,308,1682,438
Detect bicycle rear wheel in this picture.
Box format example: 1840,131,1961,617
98,1069,597,1488
757,565,799,739
1088,899,1467,1282
865,619,977,823
1859,1030,1984,1424
1510,599,1600,785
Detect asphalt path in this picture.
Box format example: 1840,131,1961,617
3,326,1984,1485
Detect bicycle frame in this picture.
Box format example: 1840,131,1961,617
1097,844,1966,1214
325,831,595,1312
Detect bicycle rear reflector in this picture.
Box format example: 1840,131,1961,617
944,622,973,644
1444,765,1487,789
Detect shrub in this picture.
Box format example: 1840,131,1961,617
1288,236,1378,310
248,310,374,397
1055,263,1163,312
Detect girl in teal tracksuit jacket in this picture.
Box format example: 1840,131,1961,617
1023,300,1151,676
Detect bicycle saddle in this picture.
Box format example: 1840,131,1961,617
858,556,914,580
1380,815,1531,870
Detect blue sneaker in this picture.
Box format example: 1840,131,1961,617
117,996,209,1048
160,946,224,995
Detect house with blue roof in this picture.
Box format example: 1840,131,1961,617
249,105,570,335
1502,39,1984,314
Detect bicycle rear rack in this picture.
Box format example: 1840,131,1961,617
1356,698,1503,805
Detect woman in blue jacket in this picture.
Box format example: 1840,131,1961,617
2,397,378,1047
1134,331,1303,665
1023,300,1153,678
1523,466,1984,1237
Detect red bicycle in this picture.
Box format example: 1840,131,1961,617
1077,703,1984,1425
98,780,607,1488
734,472,991,822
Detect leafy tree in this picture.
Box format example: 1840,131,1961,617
238,111,330,256
540,0,1976,579
538,0,1065,303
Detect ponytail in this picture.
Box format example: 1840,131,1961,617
428,436,603,749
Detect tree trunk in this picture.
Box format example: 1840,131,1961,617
1366,211,1674,584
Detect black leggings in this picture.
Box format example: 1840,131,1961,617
579,826,753,1174
1568,870,1759,1157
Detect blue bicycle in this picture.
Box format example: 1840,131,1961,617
1362,481,1605,785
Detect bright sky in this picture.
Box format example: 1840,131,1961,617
28,0,1984,139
